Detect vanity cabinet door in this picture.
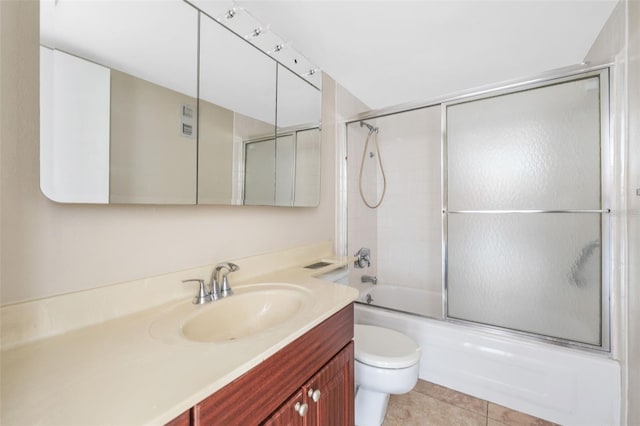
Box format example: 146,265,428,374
262,390,305,426
262,342,354,426
191,305,354,426
304,342,354,426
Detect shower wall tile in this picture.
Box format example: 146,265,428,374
346,106,441,295
376,106,442,293
347,123,378,283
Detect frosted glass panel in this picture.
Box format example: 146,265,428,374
447,213,602,345
447,77,601,211
294,129,321,207
275,135,295,207
244,140,275,205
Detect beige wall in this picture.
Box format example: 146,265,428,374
197,99,235,204
0,0,345,305
626,1,640,424
586,1,640,424
110,69,197,204
585,1,627,64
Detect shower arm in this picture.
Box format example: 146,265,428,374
360,121,379,134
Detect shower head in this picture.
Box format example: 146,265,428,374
360,121,379,134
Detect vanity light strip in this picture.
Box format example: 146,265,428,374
183,0,321,88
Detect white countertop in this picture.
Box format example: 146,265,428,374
1,260,358,425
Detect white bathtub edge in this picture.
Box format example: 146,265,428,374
355,304,621,426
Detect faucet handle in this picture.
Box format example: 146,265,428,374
183,279,210,305
220,275,233,297
354,247,371,269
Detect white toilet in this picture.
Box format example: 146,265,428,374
354,324,421,426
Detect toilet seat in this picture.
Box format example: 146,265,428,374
354,324,421,369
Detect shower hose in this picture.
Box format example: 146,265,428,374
358,128,386,209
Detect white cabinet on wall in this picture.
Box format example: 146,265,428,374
40,47,110,203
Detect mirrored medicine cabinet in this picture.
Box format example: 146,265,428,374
39,0,322,207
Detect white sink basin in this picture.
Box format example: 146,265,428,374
149,283,314,344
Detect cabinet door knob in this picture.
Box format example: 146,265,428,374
307,388,321,402
294,402,308,416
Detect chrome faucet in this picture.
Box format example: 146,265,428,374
354,247,371,268
361,275,377,285
210,262,240,299
183,279,210,305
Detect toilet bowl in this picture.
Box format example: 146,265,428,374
354,324,421,426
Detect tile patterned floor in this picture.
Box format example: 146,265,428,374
383,380,558,426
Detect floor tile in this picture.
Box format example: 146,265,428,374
413,380,488,415
488,403,557,426
383,390,486,426
381,381,558,426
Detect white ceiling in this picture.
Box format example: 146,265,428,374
239,0,618,110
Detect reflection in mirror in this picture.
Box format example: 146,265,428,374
240,64,322,207
197,12,277,205
275,134,296,206
40,0,199,204
277,65,322,132
109,70,198,204
275,65,322,207
244,139,277,206
243,128,321,207
292,128,321,207
40,47,110,203
39,0,322,207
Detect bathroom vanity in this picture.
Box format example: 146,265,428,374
169,305,354,425
0,243,358,425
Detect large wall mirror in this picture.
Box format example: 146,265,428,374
276,65,322,207
198,12,276,205
40,0,199,204
39,0,322,207
242,65,322,207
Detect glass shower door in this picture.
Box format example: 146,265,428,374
444,71,609,348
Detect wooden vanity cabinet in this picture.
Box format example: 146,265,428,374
183,304,354,426
264,390,305,426
264,341,354,425
304,342,353,425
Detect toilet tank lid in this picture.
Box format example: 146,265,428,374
354,324,421,369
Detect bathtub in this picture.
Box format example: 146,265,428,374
351,285,621,426
356,285,442,318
